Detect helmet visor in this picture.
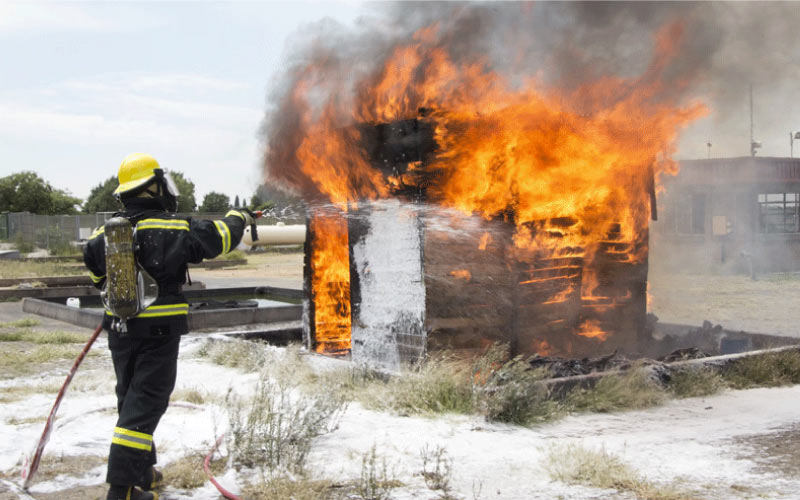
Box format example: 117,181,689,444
162,171,181,197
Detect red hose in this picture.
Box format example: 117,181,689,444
204,434,242,500
19,322,242,499
22,322,104,490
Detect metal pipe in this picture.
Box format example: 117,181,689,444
241,223,306,246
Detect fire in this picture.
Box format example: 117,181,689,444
267,17,707,354
478,232,492,251
449,269,472,281
309,214,351,353
576,319,609,342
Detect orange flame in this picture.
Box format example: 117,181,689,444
270,19,707,352
576,319,609,342
478,232,492,250
449,269,472,281
309,214,351,352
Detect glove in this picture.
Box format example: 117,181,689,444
235,210,254,226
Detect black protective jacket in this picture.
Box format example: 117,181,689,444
83,199,247,336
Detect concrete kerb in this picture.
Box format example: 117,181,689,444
0,276,93,287
22,297,102,330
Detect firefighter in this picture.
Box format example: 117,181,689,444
83,153,252,500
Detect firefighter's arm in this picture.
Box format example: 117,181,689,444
82,227,107,289
186,210,249,262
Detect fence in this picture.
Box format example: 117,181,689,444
1,211,306,253
1,212,116,252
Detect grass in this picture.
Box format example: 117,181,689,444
203,339,800,430
567,368,666,413
241,475,339,500
667,368,726,398
474,350,560,425
360,356,475,416
721,349,800,389
170,387,207,405
0,329,87,344
0,260,85,278
6,415,47,425
13,234,35,254
420,444,455,498
162,451,225,490
213,249,247,261
544,443,698,500
226,372,347,474
0,382,61,402
0,344,98,379
197,338,271,372
5,454,107,482
358,445,400,500
0,318,40,328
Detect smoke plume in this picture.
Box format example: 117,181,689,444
261,1,800,195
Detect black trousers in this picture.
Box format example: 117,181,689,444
106,332,180,487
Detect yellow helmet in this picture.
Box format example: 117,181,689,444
114,153,161,196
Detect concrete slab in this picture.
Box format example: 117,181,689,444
0,250,20,260
0,301,92,333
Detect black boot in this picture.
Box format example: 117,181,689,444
107,484,159,500
146,467,163,491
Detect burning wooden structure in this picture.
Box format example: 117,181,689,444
303,117,652,370
268,21,703,370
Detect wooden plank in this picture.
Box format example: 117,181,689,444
426,315,509,329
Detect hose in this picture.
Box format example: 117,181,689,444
22,322,103,490
204,434,242,500
18,320,242,499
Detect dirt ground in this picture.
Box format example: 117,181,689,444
188,250,303,289
733,423,800,478
648,271,800,336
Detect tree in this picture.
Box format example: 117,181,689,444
50,190,82,215
199,192,231,213
250,184,303,212
234,194,240,207
171,171,197,213
248,193,263,210
82,171,197,213
83,176,121,213
0,171,81,214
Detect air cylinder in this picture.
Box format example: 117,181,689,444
103,217,138,321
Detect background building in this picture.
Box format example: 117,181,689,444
652,157,800,274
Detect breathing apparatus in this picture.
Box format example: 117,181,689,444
103,153,176,330
101,217,159,332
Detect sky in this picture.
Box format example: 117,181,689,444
0,1,363,202
1,1,798,205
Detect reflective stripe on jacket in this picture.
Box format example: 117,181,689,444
83,205,246,336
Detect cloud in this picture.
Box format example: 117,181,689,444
0,71,265,199
0,3,156,35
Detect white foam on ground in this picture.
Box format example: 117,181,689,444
2,338,800,499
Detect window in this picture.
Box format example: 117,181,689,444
758,193,800,233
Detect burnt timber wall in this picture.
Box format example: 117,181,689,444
303,202,648,368
422,212,514,355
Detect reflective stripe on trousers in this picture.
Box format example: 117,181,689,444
112,426,153,452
